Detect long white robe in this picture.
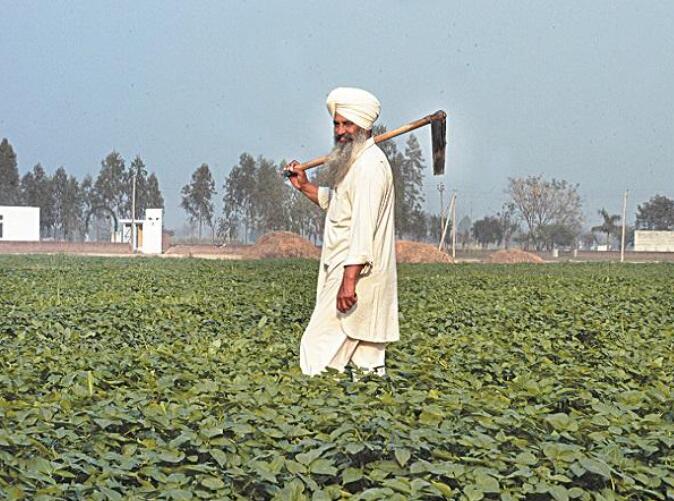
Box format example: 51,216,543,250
300,138,399,375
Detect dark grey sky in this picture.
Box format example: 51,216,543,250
1,0,672,229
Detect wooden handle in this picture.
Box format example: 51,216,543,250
292,110,446,173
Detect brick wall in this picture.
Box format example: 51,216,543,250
0,241,132,254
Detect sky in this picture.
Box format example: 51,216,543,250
1,0,673,230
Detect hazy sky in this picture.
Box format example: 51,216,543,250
2,0,673,229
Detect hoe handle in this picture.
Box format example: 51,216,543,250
289,110,447,173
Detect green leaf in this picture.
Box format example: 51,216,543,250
395,448,411,467
549,485,570,501
309,459,337,476
345,442,364,455
295,448,322,466
515,452,538,465
209,449,228,467
579,458,612,478
160,450,186,463
474,473,500,493
201,476,225,490
463,484,484,501
285,460,307,475
342,467,363,484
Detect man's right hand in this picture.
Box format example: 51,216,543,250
284,160,308,191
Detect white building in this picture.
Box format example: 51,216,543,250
115,208,163,254
0,206,40,241
634,230,674,252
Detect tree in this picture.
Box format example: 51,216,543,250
20,163,55,237
254,156,291,234
400,134,427,238
457,216,472,249
427,213,451,246
538,223,577,251
222,153,260,243
373,125,407,238
52,167,82,240
635,195,674,230
125,156,148,219
94,151,127,217
122,157,164,217
146,173,164,209
472,216,503,248
591,208,621,250
0,138,21,205
506,175,583,250
497,202,519,249
181,163,216,239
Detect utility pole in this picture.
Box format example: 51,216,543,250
437,182,445,248
438,192,453,252
620,189,628,263
131,172,137,252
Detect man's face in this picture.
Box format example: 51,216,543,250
333,113,363,144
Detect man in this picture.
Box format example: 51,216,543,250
284,87,399,376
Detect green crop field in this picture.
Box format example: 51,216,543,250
0,256,672,500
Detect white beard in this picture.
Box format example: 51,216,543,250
323,129,369,188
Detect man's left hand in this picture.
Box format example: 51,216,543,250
337,264,364,313
337,278,358,313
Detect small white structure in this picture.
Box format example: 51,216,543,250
116,208,163,254
0,206,40,241
634,230,674,252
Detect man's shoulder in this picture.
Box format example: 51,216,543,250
355,142,391,173
365,142,390,165
352,149,390,183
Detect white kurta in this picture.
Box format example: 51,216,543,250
300,138,399,375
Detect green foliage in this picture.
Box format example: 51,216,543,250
472,216,502,248
125,156,166,219
0,257,672,499
95,151,127,217
0,138,21,205
20,163,56,237
181,163,217,239
635,195,674,231
591,209,621,250
52,167,83,241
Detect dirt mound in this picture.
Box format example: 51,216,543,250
247,231,320,259
487,249,544,264
396,240,453,264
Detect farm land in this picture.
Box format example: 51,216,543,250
0,256,672,499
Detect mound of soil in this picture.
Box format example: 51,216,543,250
396,240,454,264
247,231,320,259
487,249,544,264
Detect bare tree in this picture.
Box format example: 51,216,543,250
506,175,583,250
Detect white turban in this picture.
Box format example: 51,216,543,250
326,87,381,130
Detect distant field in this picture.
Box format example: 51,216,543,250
0,256,672,500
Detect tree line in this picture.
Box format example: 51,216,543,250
470,176,674,251
181,127,450,243
4,132,671,249
0,138,164,240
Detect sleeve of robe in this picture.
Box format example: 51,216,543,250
317,186,331,210
343,163,386,274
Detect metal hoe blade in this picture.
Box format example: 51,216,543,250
431,113,447,176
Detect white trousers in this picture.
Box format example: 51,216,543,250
300,330,386,375
300,265,386,376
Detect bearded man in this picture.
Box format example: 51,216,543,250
284,87,399,376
